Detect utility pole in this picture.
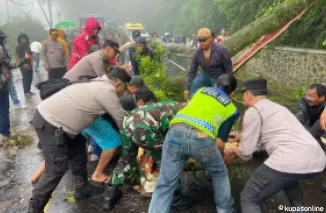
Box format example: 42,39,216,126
47,0,53,28
38,0,51,28
6,0,10,23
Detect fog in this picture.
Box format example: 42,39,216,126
56,0,180,31
1,0,180,32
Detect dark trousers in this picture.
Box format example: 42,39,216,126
240,164,319,213
32,110,87,203
48,67,67,80
0,90,10,137
309,120,326,150
20,66,33,94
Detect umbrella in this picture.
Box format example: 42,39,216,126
55,20,78,29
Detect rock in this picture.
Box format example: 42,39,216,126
0,180,11,187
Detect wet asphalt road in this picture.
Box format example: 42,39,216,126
0,68,325,213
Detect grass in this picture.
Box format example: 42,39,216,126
65,194,76,203
1,130,33,149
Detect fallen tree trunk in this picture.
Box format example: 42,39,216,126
164,0,315,58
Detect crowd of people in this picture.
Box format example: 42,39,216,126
0,16,325,213
156,28,228,49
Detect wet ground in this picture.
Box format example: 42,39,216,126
0,67,325,213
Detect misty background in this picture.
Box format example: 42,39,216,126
0,0,183,31
0,0,325,50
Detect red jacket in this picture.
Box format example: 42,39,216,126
109,57,118,65
69,17,101,69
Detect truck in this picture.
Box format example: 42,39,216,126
124,22,149,39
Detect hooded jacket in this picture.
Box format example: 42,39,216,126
69,17,101,69
57,29,70,61
0,34,10,74
16,34,32,66
41,31,68,69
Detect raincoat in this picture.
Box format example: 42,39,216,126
57,29,70,61
69,17,101,69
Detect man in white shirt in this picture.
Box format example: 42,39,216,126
31,41,42,72
233,79,326,213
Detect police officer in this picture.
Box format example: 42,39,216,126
149,74,239,213
27,68,131,213
232,79,326,213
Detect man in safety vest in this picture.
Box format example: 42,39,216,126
149,74,239,213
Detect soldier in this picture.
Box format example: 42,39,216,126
102,89,190,211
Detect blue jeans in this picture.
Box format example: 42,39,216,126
89,137,102,158
190,71,215,97
149,124,234,213
0,90,10,137
9,74,21,106
32,52,40,71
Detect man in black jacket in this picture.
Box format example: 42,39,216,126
129,36,153,75
16,34,34,98
295,84,326,150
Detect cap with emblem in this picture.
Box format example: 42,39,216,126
103,39,120,53
108,67,131,84
129,76,144,87
197,28,211,39
240,79,268,95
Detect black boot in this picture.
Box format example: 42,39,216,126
73,174,103,200
74,174,89,200
74,175,105,200
27,199,46,213
102,184,122,210
170,192,192,212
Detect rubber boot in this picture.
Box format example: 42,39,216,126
170,192,192,212
27,199,46,213
74,174,105,200
102,184,122,210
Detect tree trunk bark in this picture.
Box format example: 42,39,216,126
163,0,315,58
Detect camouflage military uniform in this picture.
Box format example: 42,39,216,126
110,100,185,192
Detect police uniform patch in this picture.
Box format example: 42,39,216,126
201,88,231,106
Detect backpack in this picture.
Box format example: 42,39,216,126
36,76,98,100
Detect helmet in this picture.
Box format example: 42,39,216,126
132,30,141,38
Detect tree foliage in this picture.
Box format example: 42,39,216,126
216,0,326,49
137,43,185,101
55,0,325,48
0,16,48,53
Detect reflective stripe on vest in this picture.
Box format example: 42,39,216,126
170,87,237,139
